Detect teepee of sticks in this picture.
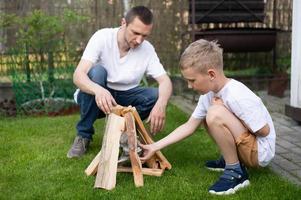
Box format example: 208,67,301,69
84,105,171,190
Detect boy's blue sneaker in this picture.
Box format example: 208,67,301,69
208,166,250,195
205,157,226,171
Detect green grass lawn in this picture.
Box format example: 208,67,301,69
1,104,301,199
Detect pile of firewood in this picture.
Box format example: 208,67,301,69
85,105,171,190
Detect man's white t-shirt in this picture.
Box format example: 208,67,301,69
192,79,276,167
81,27,166,91
74,27,166,102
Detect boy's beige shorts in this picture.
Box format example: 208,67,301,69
236,131,259,168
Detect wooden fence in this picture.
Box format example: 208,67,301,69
0,0,292,75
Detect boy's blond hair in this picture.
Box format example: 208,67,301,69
180,39,223,73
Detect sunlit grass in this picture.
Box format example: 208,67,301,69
1,104,300,199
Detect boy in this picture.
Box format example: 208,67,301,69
140,39,276,195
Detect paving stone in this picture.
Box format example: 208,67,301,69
291,126,301,133
274,128,285,136
272,115,298,126
271,112,286,119
290,147,301,155
269,162,301,185
292,170,301,180
281,134,301,143
274,158,299,171
171,96,195,114
275,145,289,154
280,152,301,163
287,130,301,138
275,124,296,133
273,154,287,163
294,142,301,148
277,139,299,149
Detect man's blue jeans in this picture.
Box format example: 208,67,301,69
76,64,158,140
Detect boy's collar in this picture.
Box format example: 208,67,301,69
215,78,232,97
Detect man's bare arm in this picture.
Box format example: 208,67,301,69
73,59,116,113
147,74,172,134
140,116,202,161
73,59,98,94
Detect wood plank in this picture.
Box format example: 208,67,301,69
191,1,265,11
131,108,172,170
85,150,101,176
120,107,161,169
117,167,164,177
94,113,125,190
124,112,144,187
192,13,265,23
111,105,124,116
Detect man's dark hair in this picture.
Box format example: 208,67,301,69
125,6,153,25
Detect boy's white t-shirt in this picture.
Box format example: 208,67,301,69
74,27,166,102
192,79,276,167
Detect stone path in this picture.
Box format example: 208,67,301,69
170,90,301,186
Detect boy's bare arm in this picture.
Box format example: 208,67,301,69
153,117,201,150
140,116,202,161
255,123,270,137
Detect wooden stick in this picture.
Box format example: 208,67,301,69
84,105,172,189
85,150,101,176
111,105,124,116
124,112,144,187
117,167,164,177
94,113,125,190
131,108,172,170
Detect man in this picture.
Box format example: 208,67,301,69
67,6,172,158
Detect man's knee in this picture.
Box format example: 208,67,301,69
206,105,228,126
137,88,158,120
143,88,158,107
88,64,107,86
147,88,158,101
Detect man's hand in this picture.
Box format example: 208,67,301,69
139,143,157,162
148,74,172,135
73,59,117,114
146,103,166,135
94,87,117,114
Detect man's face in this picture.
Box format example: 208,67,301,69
181,67,212,95
123,17,153,49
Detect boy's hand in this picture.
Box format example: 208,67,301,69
139,143,156,162
211,97,224,105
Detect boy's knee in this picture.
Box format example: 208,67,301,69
88,64,107,86
206,105,227,126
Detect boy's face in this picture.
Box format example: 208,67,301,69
181,67,212,94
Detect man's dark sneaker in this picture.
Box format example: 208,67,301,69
67,136,90,158
208,165,250,195
205,157,226,171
